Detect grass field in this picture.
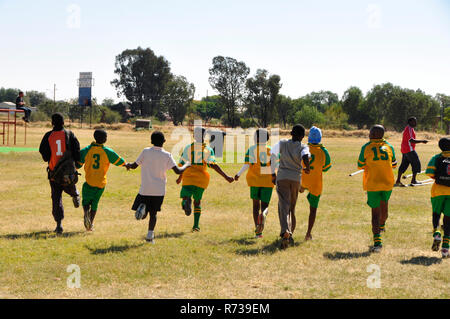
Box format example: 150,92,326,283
0,125,449,299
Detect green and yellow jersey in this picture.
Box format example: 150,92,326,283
179,142,216,189
358,139,397,192
244,144,274,188
301,143,331,196
426,151,450,198
76,142,125,189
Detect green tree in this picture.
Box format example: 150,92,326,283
194,95,224,124
294,105,324,128
102,98,115,107
26,91,49,107
162,76,195,126
304,90,339,112
208,56,250,128
245,69,282,128
276,94,293,128
111,47,172,116
341,86,366,129
0,87,20,103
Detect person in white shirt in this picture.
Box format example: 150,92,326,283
126,131,190,243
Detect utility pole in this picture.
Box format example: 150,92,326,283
53,84,56,113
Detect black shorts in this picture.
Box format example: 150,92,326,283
131,194,164,213
399,151,421,174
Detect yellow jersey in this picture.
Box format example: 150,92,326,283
301,143,331,196
179,143,216,189
358,139,397,192
244,144,274,188
76,143,125,189
426,151,450,198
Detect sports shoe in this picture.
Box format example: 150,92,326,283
256,208,269,234
83,206,92,231
145,236,155,244
255,233,263,239
72,195,80,208
280,232,290,250
289,236,295,247
192,227,200,232
183,198,192,216
135,203,147,220
432,233,442,252
371,245,383,253
442,248,449,258
55,225,63,234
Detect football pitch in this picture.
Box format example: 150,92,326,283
0,126,448,299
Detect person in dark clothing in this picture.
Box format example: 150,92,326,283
39,113,81,234
15,91,31,122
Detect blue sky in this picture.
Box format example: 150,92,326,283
0,0,449,103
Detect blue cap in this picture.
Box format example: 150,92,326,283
308,126,322,144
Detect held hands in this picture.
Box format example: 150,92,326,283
176,176,182,184
234,174,240,181
271,174,277,185
303,167,310,174
225,175,234,183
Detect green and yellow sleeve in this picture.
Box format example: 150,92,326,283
358,143,369,169
104,147,125,166
76,145,91,169
386,141,397,168
322,147,332,172
426,154,438,178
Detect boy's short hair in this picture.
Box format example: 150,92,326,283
194,127,206,143
51,113,64,127
291,124,305,138
408,117,417,124
439,137,450,152
151,131,165,146
370,125,385,138
94,129,107,143
254,128,270,144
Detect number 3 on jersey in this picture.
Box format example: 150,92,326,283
93,154,100,169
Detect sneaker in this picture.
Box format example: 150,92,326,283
442,248,449,258
371,245,383,253
289,236,295,247
72,195,80,208
255,233,263,239
280,232,290,250
256,208,269,234
145,236,155,244
192,227,200,232
135,203,147,220
83,207,92,231
432,233,442,252
183,198,192,216
55,225,63,234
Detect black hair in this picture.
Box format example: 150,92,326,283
255,128,270,144
408,117,417,124
94,129,107,144
19,91,24,95
51,113,64,129
291,124,305,138
151,131,165,146
370,125,385,138
439,137,450,152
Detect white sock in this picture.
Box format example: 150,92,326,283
147,231,154,239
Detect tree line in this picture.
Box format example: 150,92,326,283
1,46,449,132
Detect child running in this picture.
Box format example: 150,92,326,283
271,124,310,249
357,125,397,252
300,126,331,241
425,137,450,258
76,129,126,231
234,128,276,238
177,126,234,232
126,131,190,243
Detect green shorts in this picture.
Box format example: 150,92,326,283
82,182,105,211
307,193,321,209
250,187,273,204
431,195,450,217
180,185,205,201
367,190,392,209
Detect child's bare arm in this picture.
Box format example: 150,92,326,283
302,155,310,174
211,163,234,183
172,163,190,175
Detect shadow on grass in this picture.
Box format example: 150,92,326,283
229,237,258,246
0,230,86,240
400,256,442,266
323,251,372,260
85,243,145,255
235,239,302,256
155,232,186,239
